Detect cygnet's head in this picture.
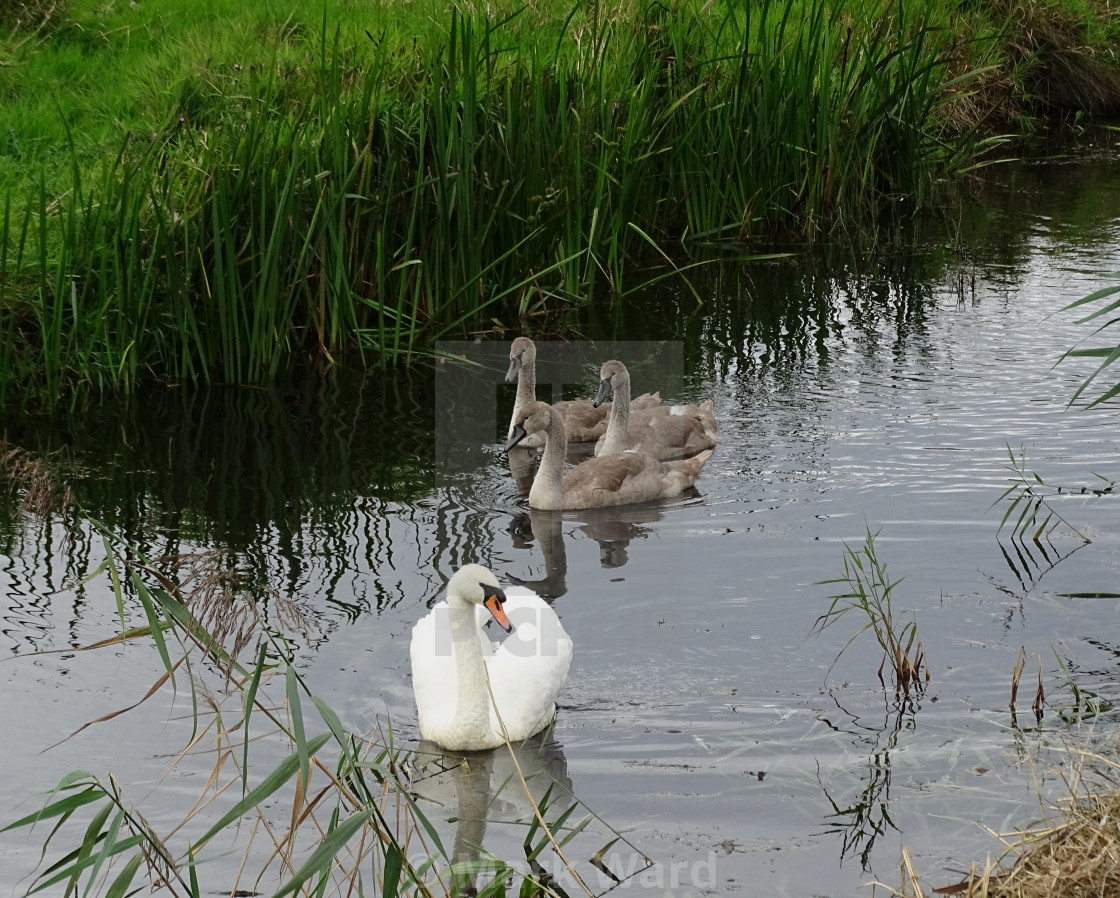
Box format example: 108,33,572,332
503,401,554,453
505,337,537,384
594,360,630,408
447,564,512,632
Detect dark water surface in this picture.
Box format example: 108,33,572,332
3,147,1120,896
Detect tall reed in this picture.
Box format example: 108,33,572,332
0,0,991,405
813,528,928,693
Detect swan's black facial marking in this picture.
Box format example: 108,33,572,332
504,423,528,453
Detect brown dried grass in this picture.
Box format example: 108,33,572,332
0,439,71,519
880,748,1120,898
937,0,1120,136
999,0,1120,115
153,549,309,668
994,0,1120,117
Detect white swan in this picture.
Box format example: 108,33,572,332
505,401,713,510
410,564,573,751
506,337,660,446
593,359,718,460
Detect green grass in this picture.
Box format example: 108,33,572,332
1,0,1118,405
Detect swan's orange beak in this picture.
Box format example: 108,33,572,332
483,587,513,633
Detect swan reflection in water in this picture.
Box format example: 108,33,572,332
507,503,666,589
410,734,573,893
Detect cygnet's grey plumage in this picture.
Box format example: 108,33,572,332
505,401,712,510
592,360,717,460
505,337,660,447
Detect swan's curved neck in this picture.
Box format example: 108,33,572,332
530,406,567,510
600,374,632,455
447,596,492,736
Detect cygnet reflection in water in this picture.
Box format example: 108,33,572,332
576,504,664,569
506,505,664,583
506,509,567,600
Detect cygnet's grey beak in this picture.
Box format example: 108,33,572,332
503,423,528,453
505,354,522,384
593,377,611,408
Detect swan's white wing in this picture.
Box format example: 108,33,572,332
484,587,573,742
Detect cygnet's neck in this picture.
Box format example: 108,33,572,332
529,406,567,510
510,355,538,439
600,373,632,455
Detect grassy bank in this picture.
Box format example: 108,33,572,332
1,0,1118,405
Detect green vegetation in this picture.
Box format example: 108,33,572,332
1060,277,1120,407
993,445,1100,543
813,528,928,693
1,0,1119,405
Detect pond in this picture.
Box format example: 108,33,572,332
3,143,1120,897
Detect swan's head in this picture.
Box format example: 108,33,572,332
503,401,555,453
505,337,537,384
593,360,630,408
447,564,513,632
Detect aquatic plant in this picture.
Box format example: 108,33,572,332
1058,277,1120,408
1009,645,1045,726
993,445,1102,544
1051,649,1115,725
1,521,441,897
991,446,1112,594
813,528,928,693
0,0,997,405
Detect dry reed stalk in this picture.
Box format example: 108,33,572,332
1009,647,1046,726
1010,646,1027,711
881,747,1120,898
958,783,1120,897
484,669,595,898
